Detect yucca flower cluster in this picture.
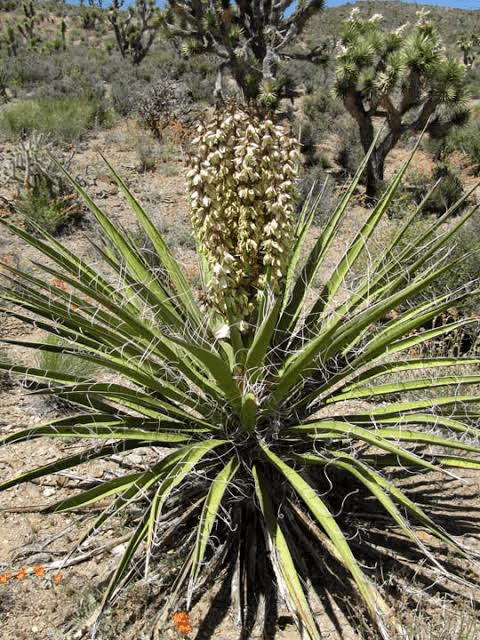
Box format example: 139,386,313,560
187,102,299,322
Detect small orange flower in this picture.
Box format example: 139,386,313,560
53,571,63,583
172,611,192,635
52,278,67,291
177,623,192,635
34,564,45,577
0,574,11,584
16,568,27,580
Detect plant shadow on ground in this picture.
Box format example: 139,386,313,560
82,466,480,640
192,470,480,639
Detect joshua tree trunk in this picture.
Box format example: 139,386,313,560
344,90,383,200
364,136,403,200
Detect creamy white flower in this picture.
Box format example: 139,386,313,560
395,22,409,36
214,324,230,340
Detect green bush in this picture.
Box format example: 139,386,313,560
303,90,344,120
0,64,9,101
297,163,336,224
276,58,329,95
413,163,466,216
443,109,480,176
0,0,16,10
335,118,364,178
111,71,150,117
3,51,58,89
465,64,480,100
36,66,106,103
429,210,480,317
0,95,111,143
299,92,346,168
17,176,83,235
0,105,479,640
37,332,101,379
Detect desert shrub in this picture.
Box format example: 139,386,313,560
276,58,330,96
465,63,480,99
35,64,105,103
297,119,319,163
4,51,59,89
297,164,336,224
0,63,9,101
85,51,122,84
17,177,83,235
443,109,480,176
427,210,480,318
0,95,110,143
0,104,479,640
35,332,103,413
299,91,345,165
412,163,466,216
136,74,198,139
0,0,16,10
36,333,101,381
80,5,102,31
111,70,151,117
335,118,364,178
152,47,217,104
3,45,122,99
303,90,344,120
178,69,215,104
135,140,160,173
296,116,337,168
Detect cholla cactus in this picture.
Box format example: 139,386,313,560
187,102,300,322
457,32,480,67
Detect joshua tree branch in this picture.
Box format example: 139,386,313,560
163,0,325,101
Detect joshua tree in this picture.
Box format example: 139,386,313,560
80,0,103,30
457,32,480,68
107,0,162,65
17,1,42,48
2,22,19,57
335,9,469,199
162,0,326,103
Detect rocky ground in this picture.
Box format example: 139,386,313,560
0,117,480,640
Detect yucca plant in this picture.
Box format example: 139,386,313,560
1,102,480,640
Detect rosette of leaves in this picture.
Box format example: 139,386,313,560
188,102,299,322
0,113,480,639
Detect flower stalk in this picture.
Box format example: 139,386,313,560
187,101,300,324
